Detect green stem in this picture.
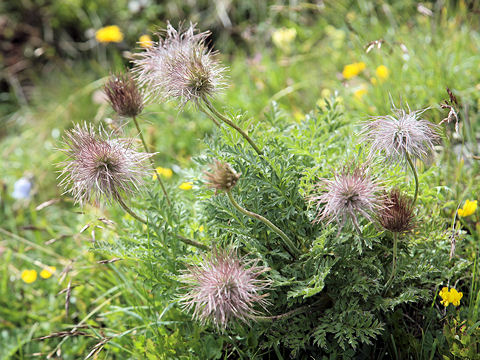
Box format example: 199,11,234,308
116,195,207,251
132,115,171,206
385,232,398,290
202,98,263,155
226,191,300,257
405,152,419,205
197,102,221,127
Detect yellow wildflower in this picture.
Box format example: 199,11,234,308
199,225,205,232
272,28,296,51
95,25,124,43
139,34,153,48
179,182,193,190
376,65,389,80
342,62,366,79
439,286,463,307
293,110,304,122
458,200,477,217
370,77,378,85
354,87,368,100
21,269,37,284
153,167,173,180
40,266,56,279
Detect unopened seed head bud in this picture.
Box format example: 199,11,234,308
204,160,241,193
104,73,144,117
378,188,415,233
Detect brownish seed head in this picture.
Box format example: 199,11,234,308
104,72,144,117
204,160,241,193
378,188,415,233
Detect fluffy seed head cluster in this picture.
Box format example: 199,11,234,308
378,188,415,233
310,164,382,232
58,123,152,205
204,160,241,193
181,250,270,329
360,106,439,163
131,23,226,106
104,73,144,117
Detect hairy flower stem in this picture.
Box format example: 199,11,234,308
405,152,419,205
197,102,221,127
132,116,171,206
226,191,300,257
385,232,399,290
202,98,263,155
115,195,208,250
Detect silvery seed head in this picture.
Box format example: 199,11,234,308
104,72,144,117
360,105,440,163
309,164,382,232
131,22,226,106
58,123,152,205
204,160,241,193
181,250,270,329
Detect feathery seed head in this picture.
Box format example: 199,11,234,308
378,188,415,233
309,164,382,232
131,22,227,106
104,72,144,117
58,123,152,205
360,106,440,163
181,250,270,329
204,160,241,193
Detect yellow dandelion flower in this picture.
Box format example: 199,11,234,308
95,25,124,43
179,182,193,190
153,167,173,180
376,65,389,80
139,34,153,48
342,62,366,79
354,87,368,100
272,28,297,51
458,200,477,217
21,269,37,284
40,266,56,279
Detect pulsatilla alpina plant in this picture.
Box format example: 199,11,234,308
57,23,470,359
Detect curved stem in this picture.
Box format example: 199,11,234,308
405,152,419,206
202,98,263,155
132,116,171,206
196,102,221,127
115,194,148,224
385,232,398,290
226,191,300,257
176,234,209,251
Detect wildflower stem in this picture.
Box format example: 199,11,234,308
405,152,419,205
385,232,398,290
197,102,221,127
115,194,148,224
226,191,300,257
202,98,263,155
132,116,171,206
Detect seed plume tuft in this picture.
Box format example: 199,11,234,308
204,160,241,193
104,72,144,117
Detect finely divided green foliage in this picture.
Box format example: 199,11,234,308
93,99,469,358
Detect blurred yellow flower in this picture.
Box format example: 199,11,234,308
370,77,378,85
272,28,296,51
179,182,193,190
95,25,124,43
458,199,477,217
342,62,366,79
376,65,389,80
199,225,205,232
293,110,304,122
40,266,56,279
21,269,37,284
153,167,173,180
439,286,463,307
139,34,153,48
354,87,368,100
